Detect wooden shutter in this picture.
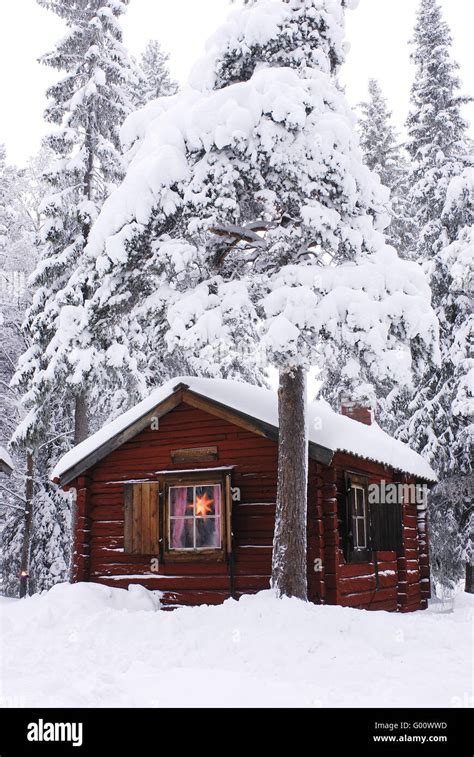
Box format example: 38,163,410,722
369,502,403,552
124,482,160,555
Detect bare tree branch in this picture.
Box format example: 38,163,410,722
0,484,27,506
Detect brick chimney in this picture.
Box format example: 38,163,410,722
340,399,373,426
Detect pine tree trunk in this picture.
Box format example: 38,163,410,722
465,563,473,594
72,113,93,449
271,366,308,600
19,452,34,598
74,393,89,444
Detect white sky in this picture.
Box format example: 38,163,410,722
1,0,473,166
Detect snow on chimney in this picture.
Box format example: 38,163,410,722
340,399,373,426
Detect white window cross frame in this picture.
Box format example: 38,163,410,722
351,483,368,549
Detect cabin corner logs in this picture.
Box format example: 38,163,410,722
66,401,431,611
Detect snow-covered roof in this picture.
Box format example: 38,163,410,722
52,376,437,484
0,445,14,474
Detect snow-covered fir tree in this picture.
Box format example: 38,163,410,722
0,145,25,593
356,79,419,434
397,0,473,592
74,0,438,600
429,474,473,594
0,147,56,596
13,0,137,451
358,78,415,259
134,40,178,108
0,146,15,258
10,0,137,594
56,21,269,411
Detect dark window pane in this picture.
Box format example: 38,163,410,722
354,488,365,515
357,518,367,547
352,516,358,546
170,518,194,549
196,516,221,549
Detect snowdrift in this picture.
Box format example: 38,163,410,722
1,583,472,708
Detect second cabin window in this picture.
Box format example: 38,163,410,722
168,484,222,550
342,471,404,561
351,483,368,549
342,471,371,562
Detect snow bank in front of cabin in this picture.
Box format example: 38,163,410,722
51,376,436,483
1,584,471,708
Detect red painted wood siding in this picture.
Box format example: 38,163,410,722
84,402,279,606
324,454,429,612
70,401,430,611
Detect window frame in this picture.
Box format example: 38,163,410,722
351,483,369,550
343,471,372,563
161,471,230,562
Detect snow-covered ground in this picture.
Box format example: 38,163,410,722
1,584,472,708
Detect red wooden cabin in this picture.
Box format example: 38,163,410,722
53,377,436,612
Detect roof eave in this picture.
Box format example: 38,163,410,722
55,386,334,487
0,461,13,476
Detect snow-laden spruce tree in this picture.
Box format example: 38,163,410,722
0,148,41,596
12,0,138,450
76,0,438,599
356,79,419,434
10,0,137,595
358,79,415,259
0,146,74,597
0,147,18,595
396,0,473,592
134,40,178,108
0,146,15,259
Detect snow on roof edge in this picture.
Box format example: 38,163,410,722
51,376,437,483
0,445,14,472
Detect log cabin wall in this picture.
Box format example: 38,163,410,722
417,488,431,607
306,459,324,603
76,402,280,607
68,401,430,611
397,474,431,612
310,464,338,605
71,476,92,583
328,454,427,612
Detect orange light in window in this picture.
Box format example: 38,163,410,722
195,491,214,517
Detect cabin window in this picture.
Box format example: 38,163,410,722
342,472,404,561
343,472,371,562
351,484,368,549
168,484,222,551
163,472,230,560
123,473,230,560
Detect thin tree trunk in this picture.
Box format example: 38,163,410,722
19,452,34,598
71,110,94,448
271,366,308,600
465,563,473,594
74,393,89,444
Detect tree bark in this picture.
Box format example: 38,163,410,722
74,393,89,444
465,563,473,594
271,366,308,600
19,452,34,598
71,104,94,449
